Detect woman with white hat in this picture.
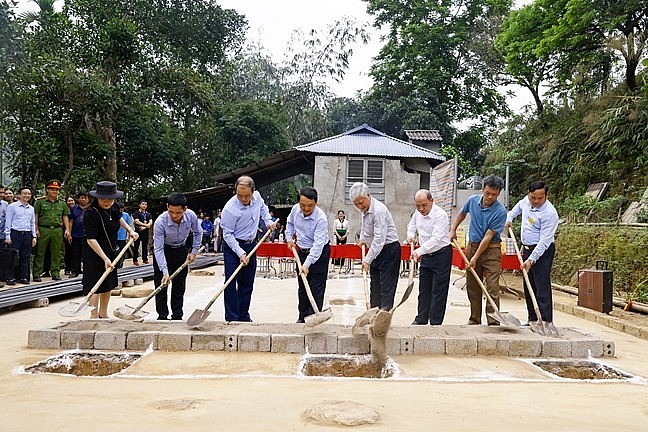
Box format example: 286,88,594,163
83,181,138,318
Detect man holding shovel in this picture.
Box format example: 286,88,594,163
285,186,331,323
450,175,507,325
221,176,275,322
152,192,202,320
350,182,400,310
505,181,559,326
407,189,453,325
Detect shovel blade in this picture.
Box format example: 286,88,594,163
544,321,560,337
186,309,211,327
528,319,546,336
304,308,333,327
487,311,523,328
58,301,94,317
113,305,148,321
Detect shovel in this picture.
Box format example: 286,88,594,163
508,227,559,336
186,223,276,327
397,242,416,312
58,238,135,317
452,239,522,327
361,244,370,310
113,245,205,321
291,246,333,327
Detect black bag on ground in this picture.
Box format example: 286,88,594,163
0,247,19,268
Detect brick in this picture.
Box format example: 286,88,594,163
225,332,238,351
572,307,588,318
509,339,542,357
27,329,60,349
305,333,338,354
606,317,626,333
94,331,126,350
192,333,225,351
602,341,615,357
541,340,571,358
238,333,271,352
624,324,642,339
61,331,95,349
477,337,509,356
338,334,369,354
445,337,477,356
127,331,158,351
385,336,402,356
158,332,192,352
571,339,603,358
271,334,305,353
413,336,445,355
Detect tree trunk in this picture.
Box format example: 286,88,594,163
84,112,117,181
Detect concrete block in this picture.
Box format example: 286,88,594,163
122,279,135,287
337,334,370,354
134,278,144,285
557,303,574,314
509,339,542,357
477,337,509,356
158,332,193,351
571,339,603,358
27,329,60,349
602,341,615,357
94,331,126,350
225,332,238,351
127,331,158,351
271,334,305,353
305,333,338,354
238,333,271,352
61,331,95,349
28,298,49,308
624,324,643,339
445,337,477,356
192,333,225,351
606,317,626,333
572,307,588,318
413,337,445,355
541,340,571,358
399,336,413,355
385,337,401,356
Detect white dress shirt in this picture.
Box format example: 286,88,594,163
407,204,450,257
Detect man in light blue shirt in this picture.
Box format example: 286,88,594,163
221,176,275,322
116,202,133,269
506,181,559,324
152,192,202,320
4,187,37,284
451,175,507,325
285,186,330,323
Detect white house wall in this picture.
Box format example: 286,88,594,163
313,155,420,242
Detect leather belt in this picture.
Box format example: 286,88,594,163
39,225,62,229
523,244,536,251
165,244,186,249
236,238,256,244
469,241,501,249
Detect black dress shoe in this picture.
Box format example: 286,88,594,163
6,279,16,286
52,275,62,281
411,320,426,325
32,277,42,282
19,279,30,284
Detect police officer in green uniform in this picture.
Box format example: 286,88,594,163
32,180,71,281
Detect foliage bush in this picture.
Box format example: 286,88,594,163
553,225,648,299
555,195,628,223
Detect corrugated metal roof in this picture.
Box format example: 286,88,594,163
404,129,443,141
296,124,444,161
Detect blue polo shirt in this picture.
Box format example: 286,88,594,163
461,194,506,243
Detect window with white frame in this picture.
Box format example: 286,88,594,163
346,158,385,202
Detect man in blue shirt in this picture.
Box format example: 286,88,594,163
67,191,90,278
152,192,202,320
201,213,214,251
451,175,507,325
221,176,275,322
285,187,330,323
116,202,133,269
4,187,37,284
506,181,559,324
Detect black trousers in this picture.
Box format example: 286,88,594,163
369,241,401,310
297,243,331,322
133,228,149,261
523,243,555,322
9,230,32,281
69,237,83,274
415,245,452,325
153,245,189,320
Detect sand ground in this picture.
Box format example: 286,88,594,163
2,261,648,431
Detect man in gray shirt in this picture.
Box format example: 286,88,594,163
350,182,400,310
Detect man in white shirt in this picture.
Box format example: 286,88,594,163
350,182,400,310
407,189,453,325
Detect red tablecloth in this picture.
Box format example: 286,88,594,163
255,242,521,271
